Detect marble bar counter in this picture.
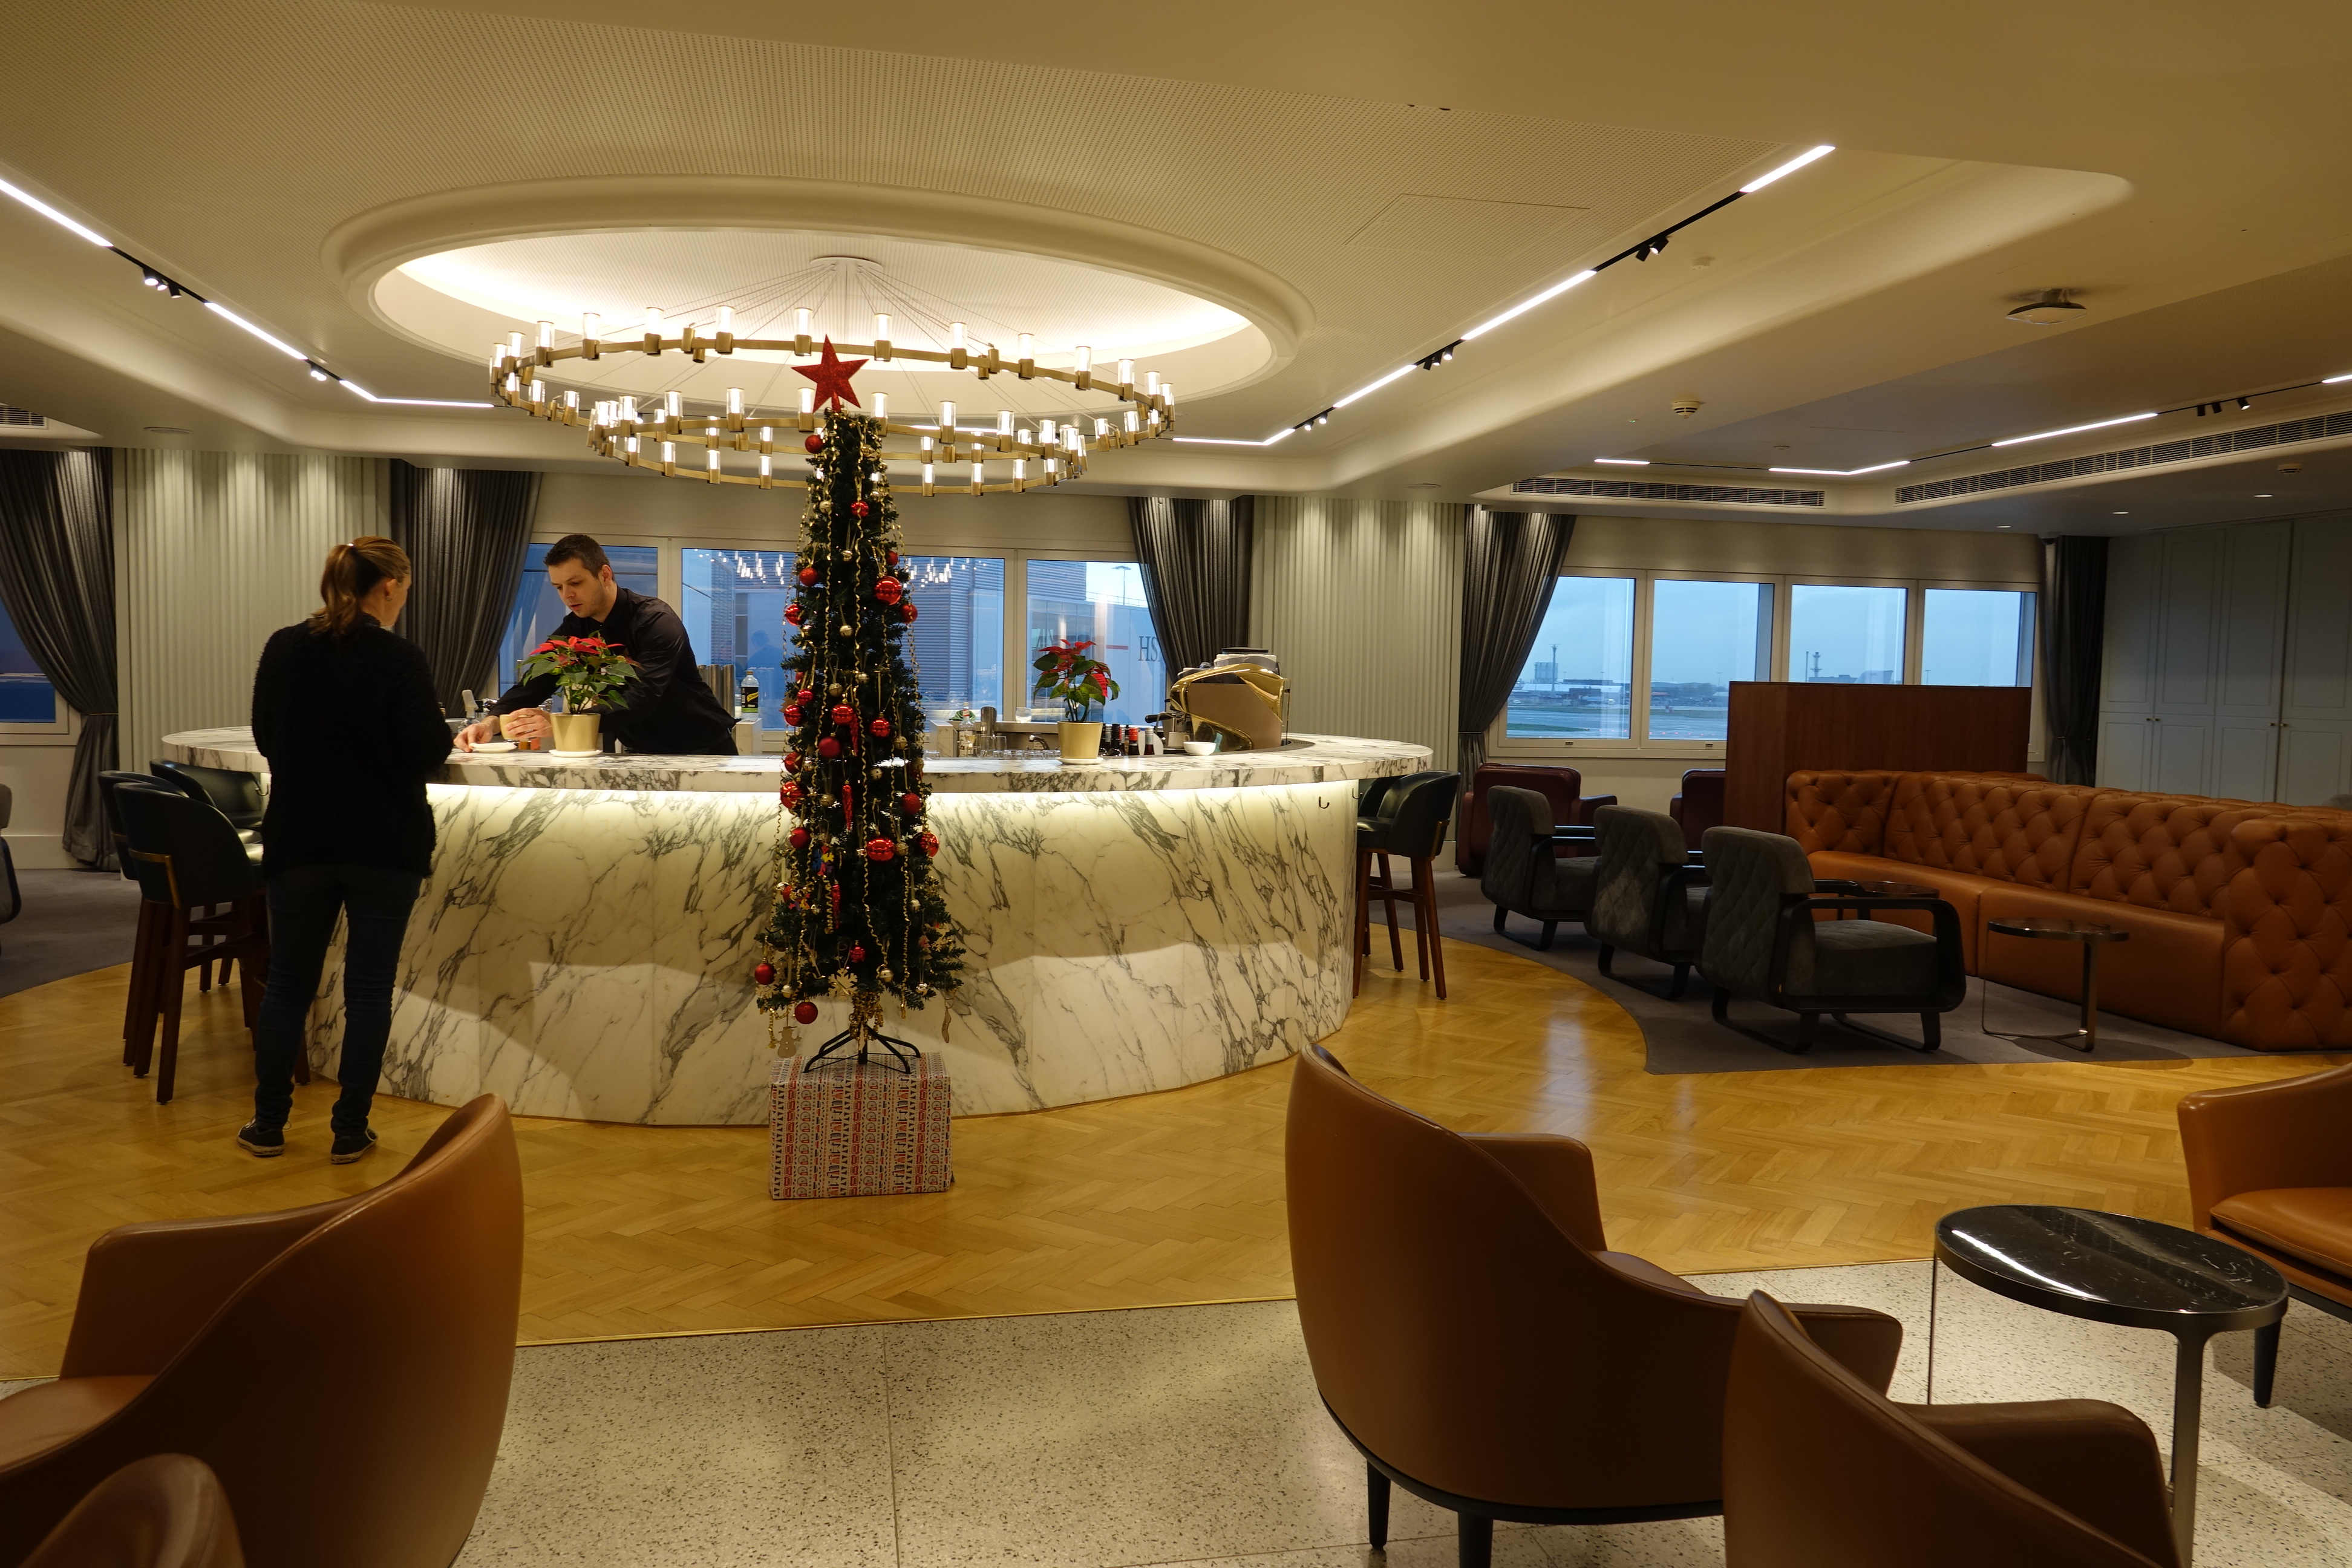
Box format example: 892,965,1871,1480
163,728,1429,1123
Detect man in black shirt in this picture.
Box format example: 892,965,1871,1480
457,533,738,755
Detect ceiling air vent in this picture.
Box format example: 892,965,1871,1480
1898,410,2352,505
1514,475,1824,507
0,403,47,428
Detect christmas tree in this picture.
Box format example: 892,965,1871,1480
755,364,966,1057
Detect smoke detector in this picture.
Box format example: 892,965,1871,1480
1670,395,1703,418
2007,289,2087,326
2278,461,2304,474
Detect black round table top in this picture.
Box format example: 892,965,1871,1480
1984,916,2131,942
1935,1205,2286,1334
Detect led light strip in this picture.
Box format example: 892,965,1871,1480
0,168,491,410
1172,144,1838,448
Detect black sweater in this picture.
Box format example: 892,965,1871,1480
251,618,453,877
491,587,737,755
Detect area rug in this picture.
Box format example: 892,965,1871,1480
0,867,144,998
1405,869,2267,1074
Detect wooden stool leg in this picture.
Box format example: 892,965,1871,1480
128,904,167,1077
1420,860,1447,999
122,900,156,1063
157,907,191,1105
1353,846,1372,997
1378,852,1404,970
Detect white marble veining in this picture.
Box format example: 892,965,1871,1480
165,729,1426,1122
163,727,1425,794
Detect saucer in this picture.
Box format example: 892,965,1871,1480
469,741,517,753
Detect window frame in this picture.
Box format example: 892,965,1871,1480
1487,569,2042,764
1918,580,2038,691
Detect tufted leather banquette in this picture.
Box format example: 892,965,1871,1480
1786,770,2352,1051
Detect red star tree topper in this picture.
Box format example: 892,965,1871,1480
792,337,867,411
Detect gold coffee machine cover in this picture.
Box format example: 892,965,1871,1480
1168,662,1287,751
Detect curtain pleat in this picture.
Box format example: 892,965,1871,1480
2040,535,2108,786
388,460,540,714
0,449,117,867
1129,495,1255,675
1456,508,1576,776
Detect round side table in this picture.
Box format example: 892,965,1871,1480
1981,916,2129,1051
1931,1204,2286,1567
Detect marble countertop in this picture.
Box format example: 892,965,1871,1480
161,727,1432,795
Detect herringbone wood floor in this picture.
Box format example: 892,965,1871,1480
1,944,2337,1378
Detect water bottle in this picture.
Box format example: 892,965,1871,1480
740,670,759,715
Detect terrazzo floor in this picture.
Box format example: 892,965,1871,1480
446,1260,2352,1568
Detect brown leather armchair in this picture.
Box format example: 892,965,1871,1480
2177,1060,2352,1406
1724,1292,2178,1567
1455,763,1616,875
1669,768,1726,844
22,1454,244,1568
1285,1045,1903,1567
0,1096,524,1568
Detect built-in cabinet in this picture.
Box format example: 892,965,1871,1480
2097,514,2352,803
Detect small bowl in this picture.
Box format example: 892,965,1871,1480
1181,740,1217,756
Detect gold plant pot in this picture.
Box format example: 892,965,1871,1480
549,711,603,754
1056,720,1103,763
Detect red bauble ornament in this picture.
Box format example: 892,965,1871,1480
817,736,841,759
779,781,802,805
901,792,923,814
874,577,903,605
785,751,801,771
848,944,867,964
830,703,855,727
803,434,824,454
753,961,775,985
919,831,940,858
796,687,814,705
797,565,818,586
898,601,919,623
851,500,869,518
793,1000,818,1025
868,717,891,739
783,603,803,626
788,827,809,850
864,837,896,861
783,706,802,727
886,549,900,566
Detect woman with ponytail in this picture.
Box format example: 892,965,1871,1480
243,536,451,1163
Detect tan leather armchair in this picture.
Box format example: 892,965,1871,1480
1724,1292,2178,1567
22,1454,244,1568
1285,1045,1903,1567
2177,1060,2352,1406
0,1096,524,1568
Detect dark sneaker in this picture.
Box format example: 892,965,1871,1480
237,1122,286,1158
328,1128,378,1165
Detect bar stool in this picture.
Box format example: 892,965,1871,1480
1354,770,1460,1000
0,784,18,954
114,782,275,1104
149,760,264,992
97,771,169,1054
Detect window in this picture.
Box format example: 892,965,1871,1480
0,599,57,726
1506,575,1635,739
1648,580,1772,742
1023,560,1157,725
1923,588,2036,687
681,549,792,728
494,543,662,696
900,555,1005,717
1788,584,1906,684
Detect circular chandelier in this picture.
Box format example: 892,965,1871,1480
488,307,1175,495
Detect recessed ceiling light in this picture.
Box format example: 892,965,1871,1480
2256,492,2273,497
2007,289,2087,326
2112,510,2129,515
1996,524,2011,529
142,425,191,434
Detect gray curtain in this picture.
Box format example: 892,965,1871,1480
0,449,116,867
1457,508,1576,775
388,460,540,714
2040,535,2108,786
1128,495,1255,676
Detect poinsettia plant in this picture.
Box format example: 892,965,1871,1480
1031,638,1119,721
518,634,638,710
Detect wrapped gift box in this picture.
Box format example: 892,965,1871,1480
769,1050,953,1199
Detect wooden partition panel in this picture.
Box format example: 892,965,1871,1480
1725,683,2034,831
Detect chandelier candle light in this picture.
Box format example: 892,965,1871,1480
490,311,1175,495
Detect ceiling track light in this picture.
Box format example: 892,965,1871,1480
1248,144,1837,442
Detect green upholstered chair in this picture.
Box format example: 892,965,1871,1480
1588,806,1708,999
1480,785,1596,950
1697,826,1964,1053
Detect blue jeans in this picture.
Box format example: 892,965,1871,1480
253,864,423,1135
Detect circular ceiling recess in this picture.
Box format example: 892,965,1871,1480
378,228,1273,416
